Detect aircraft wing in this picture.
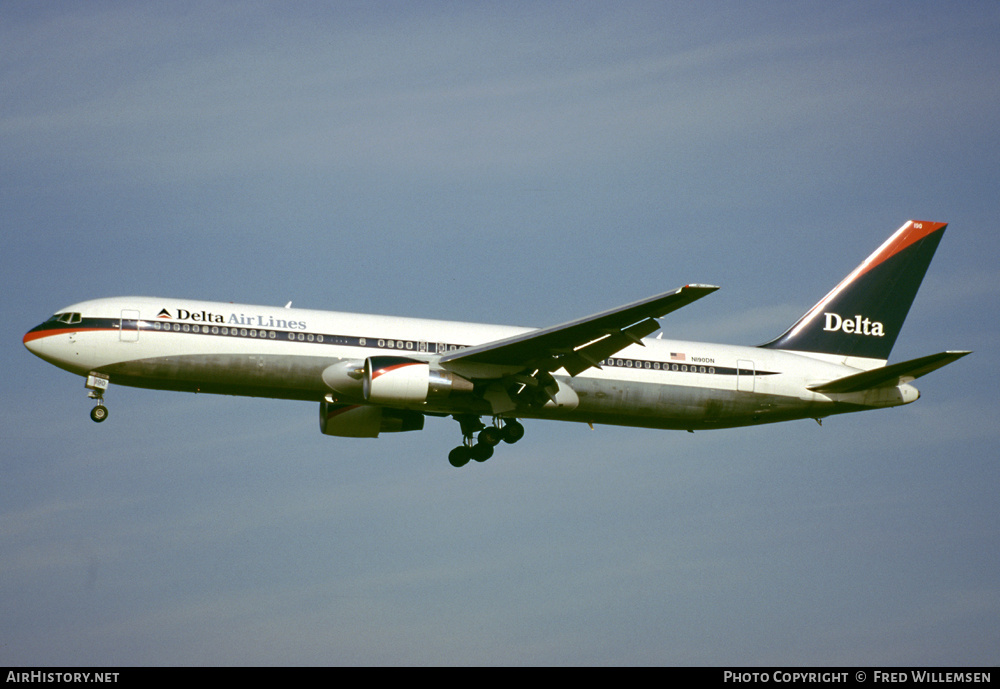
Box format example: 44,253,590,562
808,350,971,394
439,284,718,377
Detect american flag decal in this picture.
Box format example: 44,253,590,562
670,352,685,361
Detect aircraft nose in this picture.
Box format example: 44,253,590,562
23,327,44,355
24,323,56,360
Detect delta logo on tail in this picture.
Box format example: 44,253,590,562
822,313,885,337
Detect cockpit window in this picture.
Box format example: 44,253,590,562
47,312,83,325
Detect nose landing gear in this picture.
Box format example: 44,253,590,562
448,415,524,467
90,403,109,423
86,372,110,423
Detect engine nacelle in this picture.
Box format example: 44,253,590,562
321,359,365,396
362,356,473,404
319,401,424,438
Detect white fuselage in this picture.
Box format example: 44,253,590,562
24,296,919,431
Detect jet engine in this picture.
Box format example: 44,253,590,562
319,401,424,438
321,359,365,396
362,356,473,404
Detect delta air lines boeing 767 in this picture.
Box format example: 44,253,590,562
24,220,969,467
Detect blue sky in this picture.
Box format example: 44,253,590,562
3,2,998,666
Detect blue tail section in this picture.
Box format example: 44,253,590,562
761,220,947,361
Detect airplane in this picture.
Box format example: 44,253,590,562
24,220,969,467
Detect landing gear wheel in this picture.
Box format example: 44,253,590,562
469,443,494,462
90,405,109,423
478,427,503,447
449,446,472,468
502,420,524,444
449,415,520,466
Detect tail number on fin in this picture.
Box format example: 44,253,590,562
823,313,885,337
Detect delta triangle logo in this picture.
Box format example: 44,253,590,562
157,309,172,319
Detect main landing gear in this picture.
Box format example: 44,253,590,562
448,415,525,468
86,372,110,423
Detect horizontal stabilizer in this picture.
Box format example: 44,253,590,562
808,351,971,394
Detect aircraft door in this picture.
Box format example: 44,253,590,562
737,359,755,392
120,309,140,342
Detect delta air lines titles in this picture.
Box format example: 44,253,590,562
158,308,307,331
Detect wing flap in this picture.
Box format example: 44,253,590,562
439,284,718,376
560,317,660,376
808,350,971,393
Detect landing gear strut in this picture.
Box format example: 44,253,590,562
448,416,524,467
86,372,110,423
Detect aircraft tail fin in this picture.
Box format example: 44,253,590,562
760,220,947,363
